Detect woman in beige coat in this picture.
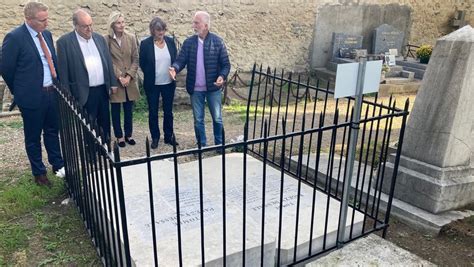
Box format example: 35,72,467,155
105,12,140,147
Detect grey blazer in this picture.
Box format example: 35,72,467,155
56,31,117,106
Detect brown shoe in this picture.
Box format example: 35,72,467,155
34,174,52,187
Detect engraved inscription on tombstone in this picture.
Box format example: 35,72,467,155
372,24,405,55
330,33,363,59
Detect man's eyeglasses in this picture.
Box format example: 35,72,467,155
78,24,93,29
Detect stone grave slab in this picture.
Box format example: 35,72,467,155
372,24,405,54
96,153,364,266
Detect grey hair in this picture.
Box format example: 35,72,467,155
72,9,91,26
108,11,124,36
149,16,167,36
24,2,48,19
194,11,211,29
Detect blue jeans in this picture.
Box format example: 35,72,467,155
190,90,223,146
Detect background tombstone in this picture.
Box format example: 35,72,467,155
330,33,363,59
310,4,412,68
383,25,474,213
372,24,405,54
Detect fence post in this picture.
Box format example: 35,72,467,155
382,99,410,238
337,58,367,248
113,145,132,265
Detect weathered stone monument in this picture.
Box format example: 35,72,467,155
372,24,405,54
383,25,474,213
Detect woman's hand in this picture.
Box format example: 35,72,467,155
119,75,131,87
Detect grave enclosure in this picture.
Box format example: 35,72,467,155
55,64,409,265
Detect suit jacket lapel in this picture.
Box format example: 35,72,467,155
69,31,87,70
92,34,106,66
149,38,155,73
21,24,42,64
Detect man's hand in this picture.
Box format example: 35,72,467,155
214,76,224,88
169,67,177,81
111,87,118,94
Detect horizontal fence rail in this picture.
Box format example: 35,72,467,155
56,63,409,266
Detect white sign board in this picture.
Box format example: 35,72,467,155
334,60,383,99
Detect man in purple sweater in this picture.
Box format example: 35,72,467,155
169,11,231,147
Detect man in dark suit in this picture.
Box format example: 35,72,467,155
57,9,117,141
1,2,65,186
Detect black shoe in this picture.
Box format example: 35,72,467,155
151,139,159,149
164,139,179,146
125,137,136,145
118,140,126,148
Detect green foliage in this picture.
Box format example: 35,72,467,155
0,121,23,129
0,173,65,220
0,223,30,257
38,251,75,266
134,85,149,113
0,170,99,265
416,45,433,60
224,100,264,122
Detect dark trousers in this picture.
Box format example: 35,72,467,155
19,89,64,176
84,85,111,141
146,83,175,141
111,91,134,139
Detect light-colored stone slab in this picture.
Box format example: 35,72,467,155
304,234,435,267
105,153,365,266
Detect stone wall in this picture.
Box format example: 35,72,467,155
0,0,472,71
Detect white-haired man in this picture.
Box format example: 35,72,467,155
169,11,231,147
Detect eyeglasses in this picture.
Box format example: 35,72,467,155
78,24,93,29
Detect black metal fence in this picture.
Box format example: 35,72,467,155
56,63,409,266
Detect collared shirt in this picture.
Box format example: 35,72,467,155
113,33,122,47
194,37,206,91
75,31,105,87
25,23,53,87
